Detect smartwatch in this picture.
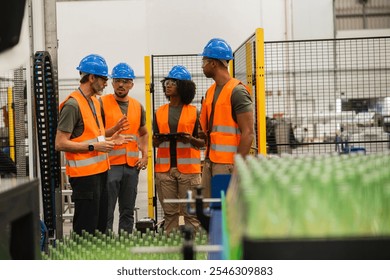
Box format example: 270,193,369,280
88,144,94,151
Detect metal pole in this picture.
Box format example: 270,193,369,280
362,0,367,29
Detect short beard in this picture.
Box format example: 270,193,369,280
203,71,212,79
92,82,104,96
114,91,128,98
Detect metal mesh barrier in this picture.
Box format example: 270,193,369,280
335,0,390,31
233,33,259,153
151,54,214,112
13,68,27,176
150,36,390,159
264,37,390,155
0,68,28,177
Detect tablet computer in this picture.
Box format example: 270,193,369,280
154,132,188,139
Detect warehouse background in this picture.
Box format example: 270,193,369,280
55,0,335,104
2,0,389,105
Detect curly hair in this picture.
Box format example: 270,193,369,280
161,79,196,105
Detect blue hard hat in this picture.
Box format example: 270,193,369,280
165,65,192,81
111,63,136,79
200,38,233,60
76,54,109,77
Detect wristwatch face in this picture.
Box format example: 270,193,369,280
88,144,94,151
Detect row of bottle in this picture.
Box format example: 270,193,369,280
43,228,208,260
227,152,390,240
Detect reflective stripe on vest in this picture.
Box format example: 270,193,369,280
67,153,109,167
155,104,201,174
108,148,138,158
60,91,109,177
177,158,201,165
155,157,170,164
211,125,241,134
177,142,191,148
200,78,245,164
159,142,169,148
210,143,238,153
100,94,141,166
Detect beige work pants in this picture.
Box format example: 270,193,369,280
155,168,201,233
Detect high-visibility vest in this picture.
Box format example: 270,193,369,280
100,94,140,166
155,104,201,174
59,90,109,177
200,78,247,164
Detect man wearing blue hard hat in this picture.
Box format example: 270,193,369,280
199,38,255,199
100,62,149,234
55,54,126,235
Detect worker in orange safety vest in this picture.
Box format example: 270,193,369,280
100,62,148,234
153,65,205,233
199,38,255,199
56,54,128,235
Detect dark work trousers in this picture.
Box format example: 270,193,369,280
70,171,108,235
106,165,139,233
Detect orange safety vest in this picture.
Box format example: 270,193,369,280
200,78,248,164
59,90,109,177
155,104,201,174
100,94,141,166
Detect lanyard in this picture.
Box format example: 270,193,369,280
78,87,101,130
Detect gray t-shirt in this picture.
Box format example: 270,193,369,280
153,104,200,167
100,98,146,128
205,83,253,159
153,105,200,135
57,98,84,139
208,83,253,129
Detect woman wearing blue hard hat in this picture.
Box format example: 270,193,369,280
56,54,116,235
153,65,205,233
199,38,255,200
